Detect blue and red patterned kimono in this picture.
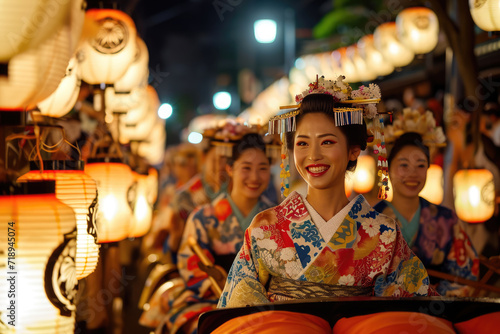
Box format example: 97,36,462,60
218,191,436,308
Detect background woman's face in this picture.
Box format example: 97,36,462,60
293,113,354,191
389,145,429,199
229,148,270,200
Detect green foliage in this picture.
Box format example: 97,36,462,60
313,8,367,39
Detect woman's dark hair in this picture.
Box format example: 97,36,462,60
227,133,267,166
387,132,430,167
285,93,368,171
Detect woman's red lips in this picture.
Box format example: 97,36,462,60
306,164,330,176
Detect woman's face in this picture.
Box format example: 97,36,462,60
204,147,228,188
389,145,429,199
293,113,359,191
228,148,270,201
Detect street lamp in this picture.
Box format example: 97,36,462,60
254,19,277,43
213,91,232,110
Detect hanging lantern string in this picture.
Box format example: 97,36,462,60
5,126,82,174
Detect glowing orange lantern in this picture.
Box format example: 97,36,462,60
353,155,376,194
17,160,100,279
469,0,500,32
453,169,495,223
0,180,77,332
129,172,154,238
78,9,137,85
0,0,72,63
357,35,394,77
374,22,414,68
396,7,439,55
37,56,81,118
85,161,134,242
345,176,354,198
419,164,443,205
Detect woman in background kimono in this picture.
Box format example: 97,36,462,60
374,132,479,296
218,76,436,309
163,133,275,333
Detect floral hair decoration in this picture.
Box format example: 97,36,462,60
269,75,389,199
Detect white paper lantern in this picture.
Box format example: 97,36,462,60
136,121,167,166
78,9,137,85
0,0,72,63
396,7,439,54
469,0,500,32
331,47,360,83
419,164,444,205
0,181,77,333
17,161,100,280
114,37,149,93
374,22,415,68
85,162,134,243
119,86,162,143
37,57,81,118
0,24,72,109
346,45,377,82
357,34,394,77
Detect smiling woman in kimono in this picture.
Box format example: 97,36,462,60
163,132,275,333
218,76,436,309
373,132,479,296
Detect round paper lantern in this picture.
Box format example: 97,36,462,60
136,121,167,166
108,85,147,114
17,161,100,280
353,155,376,194
0,0,72,63
85,161,134,242
374,22,415,68
346,45,377,82
114,37,149,93
37,56,81,118
453,169,495,223
396,7,439,54
0,180,77,333
78,9,137,85
69,0,87,53
419,164,443,205
469,0,500,32
119,86,162,143
357,35,394,77
332,47,360,83
0,24,72,109
128,172,154,238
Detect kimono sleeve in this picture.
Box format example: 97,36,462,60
374,224,436,297
217,226,269,308
176,207,215,298
437,214,480,296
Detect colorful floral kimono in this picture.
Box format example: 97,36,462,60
218,191,435,308
374,197,479,296
163,192,274,333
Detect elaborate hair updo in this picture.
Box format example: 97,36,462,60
285,93,368,171
387,132,430,167
227,133,267,167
